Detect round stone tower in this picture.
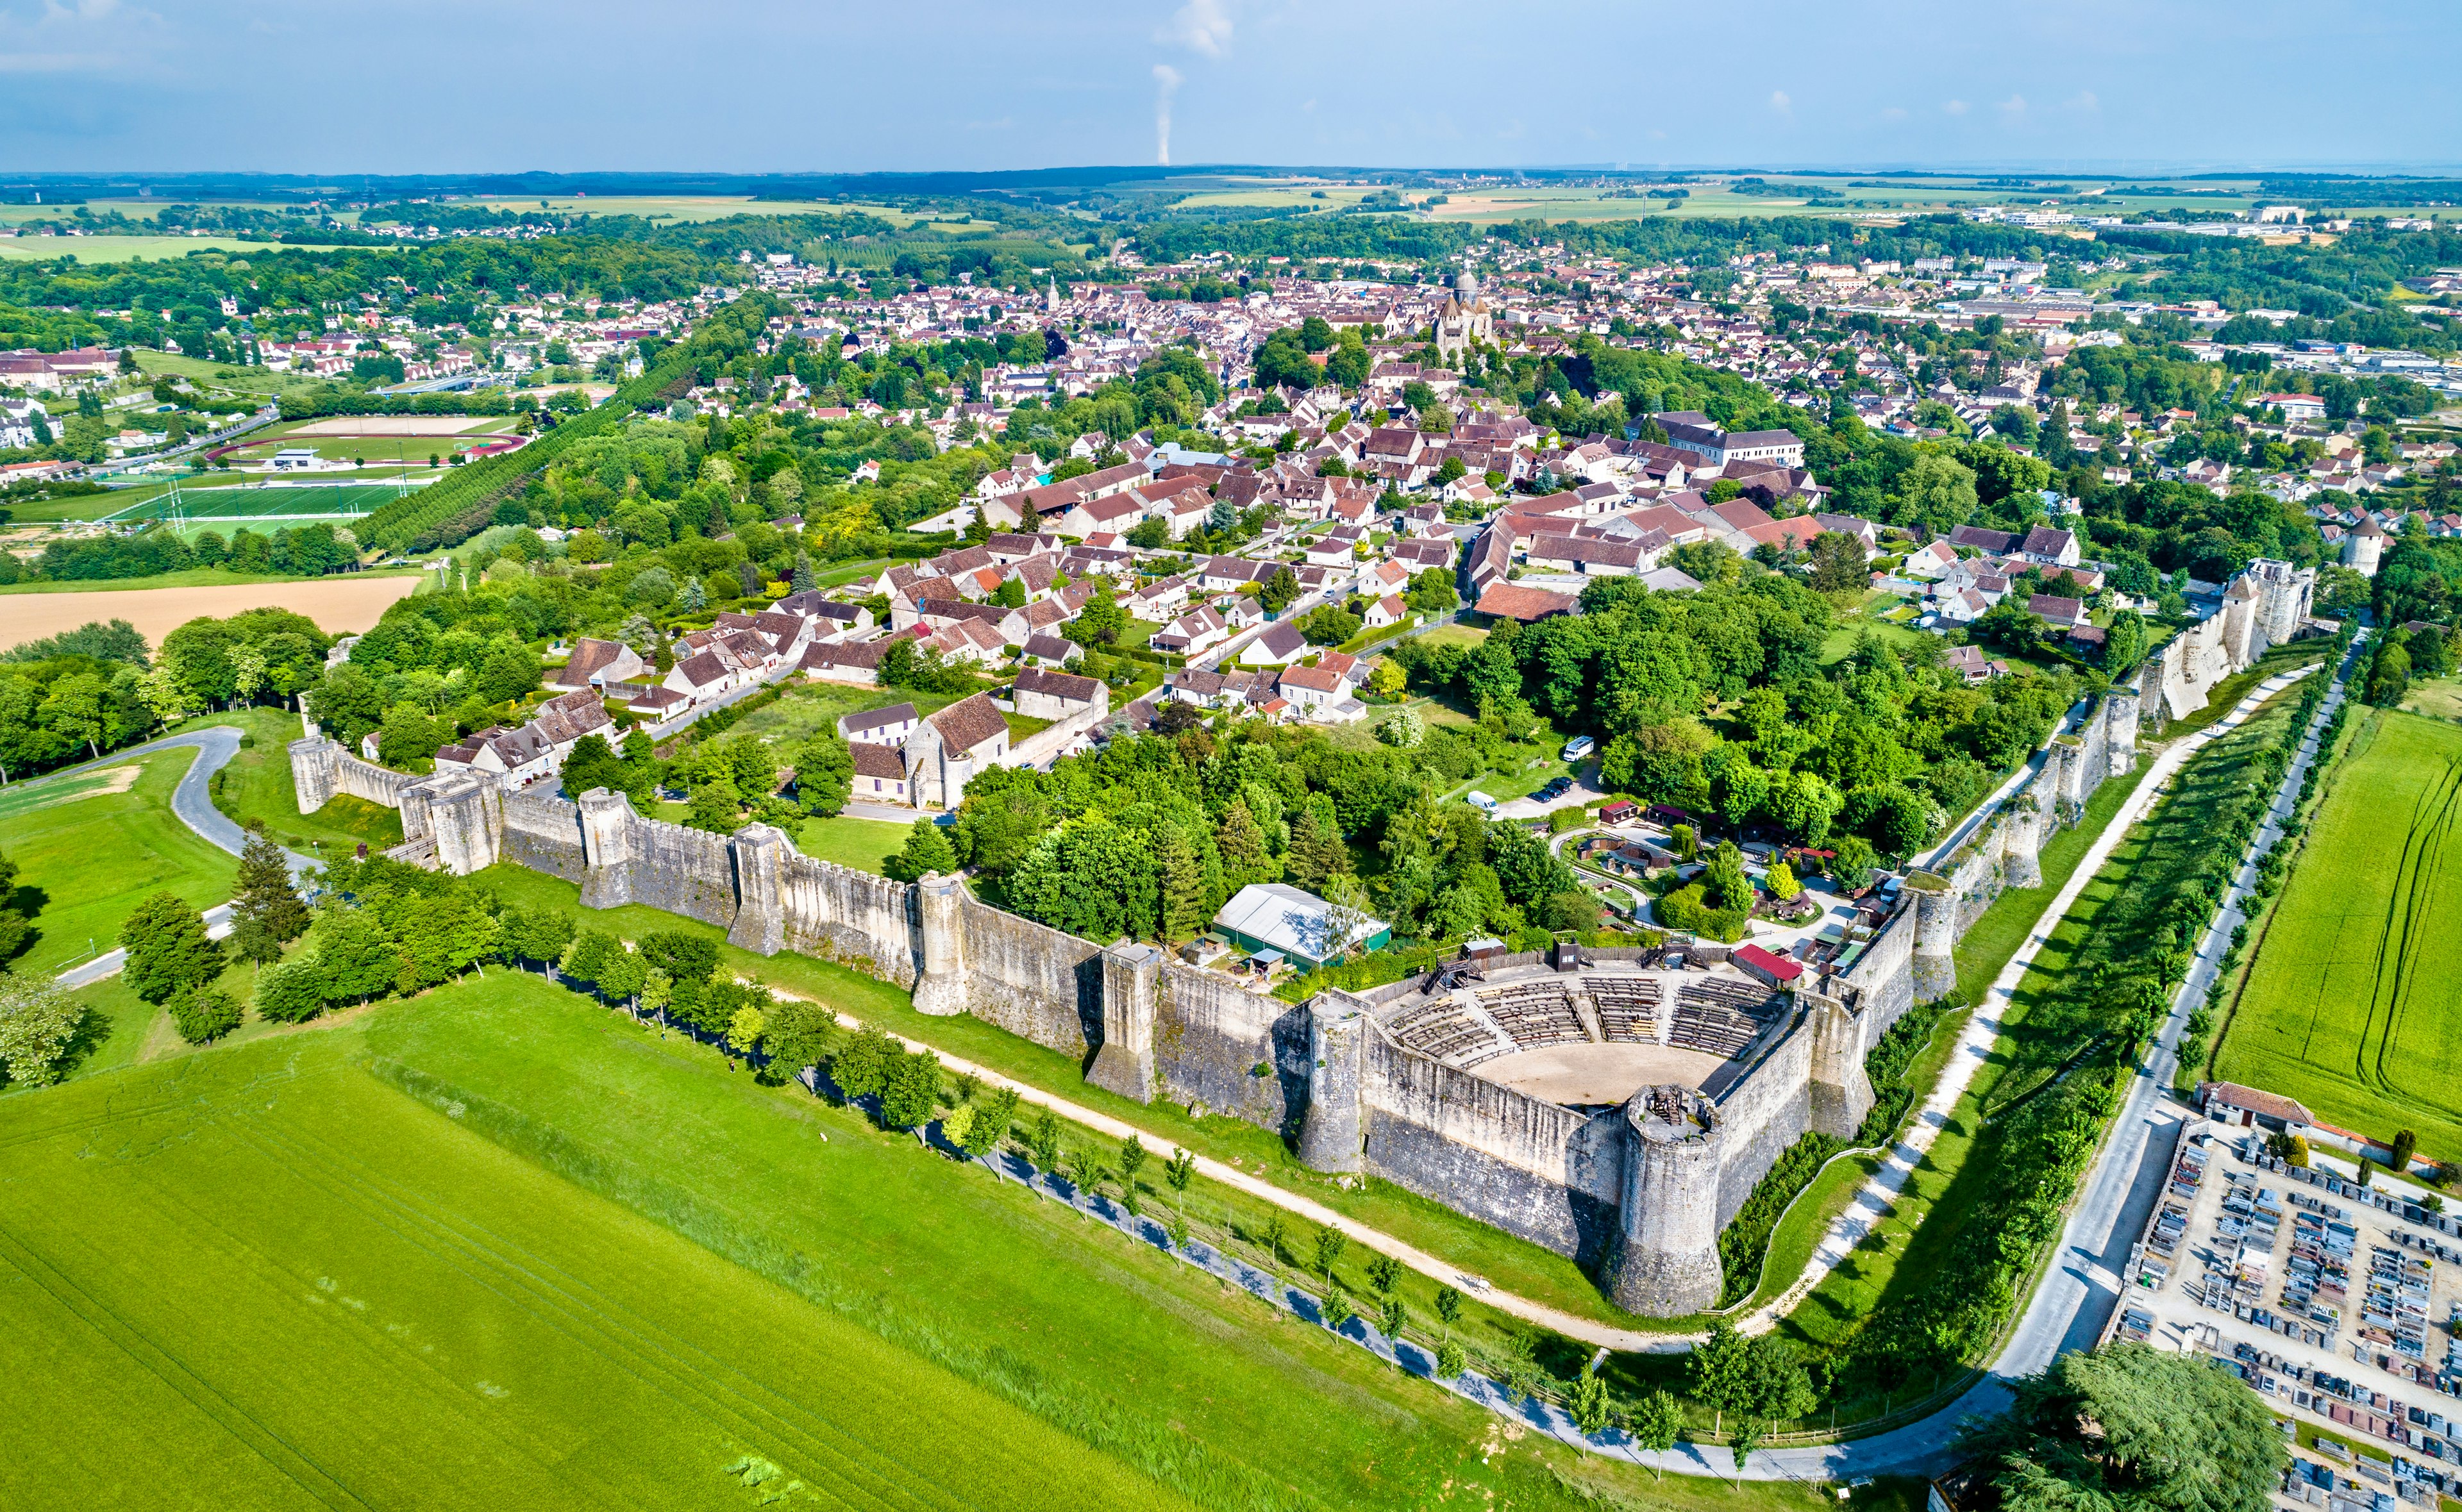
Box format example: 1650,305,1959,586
1604,1086,1725,1317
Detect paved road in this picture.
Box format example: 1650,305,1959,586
37,726,316,988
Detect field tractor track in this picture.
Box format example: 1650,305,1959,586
0,1218,378,1511
2368,758,2462,1101
235,1113,967,1512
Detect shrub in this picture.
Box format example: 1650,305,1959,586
167,986,242,1044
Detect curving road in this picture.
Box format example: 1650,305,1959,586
39,726,316,989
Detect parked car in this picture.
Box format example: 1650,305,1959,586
1466,790,1500,815
1561,735,1595,761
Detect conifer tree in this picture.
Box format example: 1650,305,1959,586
1157,826,1207,942
230,834,309,965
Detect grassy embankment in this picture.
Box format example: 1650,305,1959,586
0,744,235,979
1,967,1917,1512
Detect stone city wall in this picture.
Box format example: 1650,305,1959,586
954,895,1103,1055
499,791,589,881
1360,1031,1628,1262
1152,963,1310,1131
775,851,916,986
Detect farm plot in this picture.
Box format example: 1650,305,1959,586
2216,711,2462,1158
0,1026,1187,1512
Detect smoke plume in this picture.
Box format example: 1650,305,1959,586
1152,64,1182,165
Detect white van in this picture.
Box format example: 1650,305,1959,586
1561,735,1596,761
1466,790,1500,815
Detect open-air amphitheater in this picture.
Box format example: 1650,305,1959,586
287,560,2313,1316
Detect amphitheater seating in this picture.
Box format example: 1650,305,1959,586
1668,976,1780,1059
1473,981,1588,1052
1386,999,1508,1066
1589,976,1661,1044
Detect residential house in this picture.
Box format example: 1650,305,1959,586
1474,583,1579,622
1236,620,1310,669
849,742,912,805
1011,667,1104,722
838,702,921,745
1151,605,1232,656
545,637,647,694
904,693,1012,808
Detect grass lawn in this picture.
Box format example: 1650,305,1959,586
1818,594,1931,664
2398,674,2462,724
1775,679,2307,1416
2216,709,2462,1160
792,814,912,874
0,969,1895,1512
188,706,404,857
3,745,237,977
1412,622,1488,653
718,679,964,747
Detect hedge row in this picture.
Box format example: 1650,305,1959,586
360,293,778,554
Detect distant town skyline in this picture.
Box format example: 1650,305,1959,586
0,0,2453,174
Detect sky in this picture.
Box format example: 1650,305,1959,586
0,0,2455,176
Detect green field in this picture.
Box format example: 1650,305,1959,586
0,968,1880,1512
792,813,912,873
2216,710,2462,1158
105,481,416,524
0,745,237,977
0,235,357,263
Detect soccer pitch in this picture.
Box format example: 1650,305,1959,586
2216,711,2462,1158
105,482,414,524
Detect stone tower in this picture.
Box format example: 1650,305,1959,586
1087,941,1162,1103
1604,1086,1724,1317
1297,992,1371,1174
910,872,971,1016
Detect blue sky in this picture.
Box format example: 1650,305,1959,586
0,0,2453,174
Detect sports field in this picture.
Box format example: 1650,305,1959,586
0,970,1848,1512
2216,711,2462,1158
105,482,414,524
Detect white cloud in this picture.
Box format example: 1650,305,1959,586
1159,0,1232,58
1769,89,1791,115
1997,93,2027,119
1152,63,1182,165
1943,99,1969,115
1881,106,1908,120
2064,90,2100,112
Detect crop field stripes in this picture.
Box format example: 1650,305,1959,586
0,1221,377,1510
227,1109,971,1512
2357,754,2462,1103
